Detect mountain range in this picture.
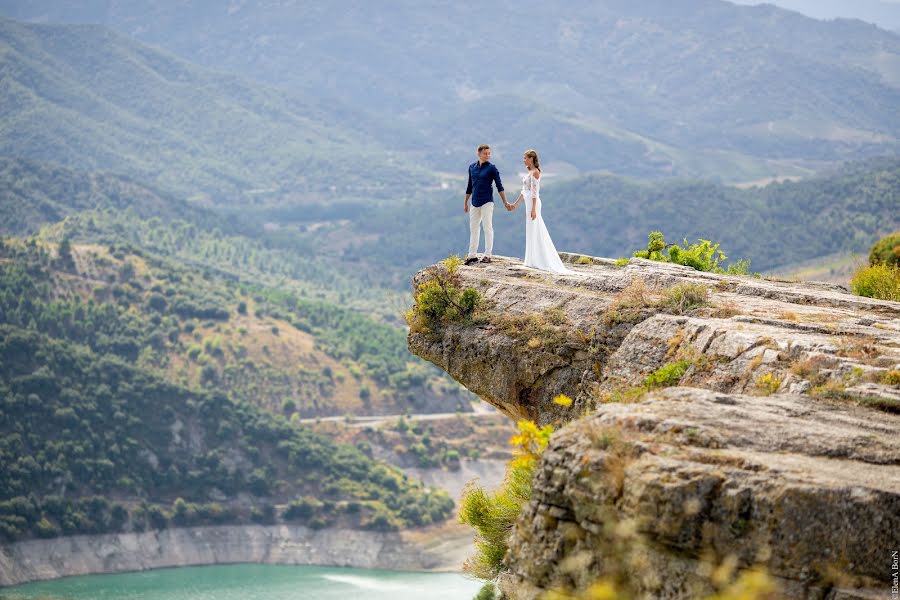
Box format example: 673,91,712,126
2,1,899,185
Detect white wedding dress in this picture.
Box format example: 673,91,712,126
522,171,571,274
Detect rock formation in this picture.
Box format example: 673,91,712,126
408,254,900,599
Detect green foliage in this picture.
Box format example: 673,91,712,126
473,583,498,600
0,238,454,414
633,232,749,274
667,238,726,272
850,263,900,301
869,231,900,267
0,322,452,540
644,361,692,389
459,420,553,581
406,256,482,332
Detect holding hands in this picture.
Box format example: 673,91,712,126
506,193,523,212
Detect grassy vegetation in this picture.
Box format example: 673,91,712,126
644,361,692,389
659,283,710,314
459,420,553,580
603,279,711,326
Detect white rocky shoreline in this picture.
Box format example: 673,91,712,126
0,523,471,587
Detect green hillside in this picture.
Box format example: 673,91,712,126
0,235,466,419
0,18,427,199
0,323,452,541
0,158,213,236
0,237,460,541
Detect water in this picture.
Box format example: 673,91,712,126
0,564,484,600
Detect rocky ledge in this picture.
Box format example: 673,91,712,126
408,254,900,599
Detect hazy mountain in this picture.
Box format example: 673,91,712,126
3,0,899,183
728,0,900,31
0,18,426,201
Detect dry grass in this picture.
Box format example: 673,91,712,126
603,278,658,325
492,311,577,348
708,301,742,318
666,327,686,358
835,336,881,362
659,283,710,315
790,354,839,387
585,423,636,499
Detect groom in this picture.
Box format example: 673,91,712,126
464,144,509,265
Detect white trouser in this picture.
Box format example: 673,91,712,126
468,202,494,257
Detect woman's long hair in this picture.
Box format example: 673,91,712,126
524,149,541,172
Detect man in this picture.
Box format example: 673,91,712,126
464,144,509,265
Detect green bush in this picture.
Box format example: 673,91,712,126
644,360,691,388
406,255,482,332
869,231,900,266
850,263,900,301
632,231,752,274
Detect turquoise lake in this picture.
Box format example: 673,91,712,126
0,564,484,599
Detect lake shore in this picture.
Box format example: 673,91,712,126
0,522,474,587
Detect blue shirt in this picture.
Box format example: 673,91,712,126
466,161,504,208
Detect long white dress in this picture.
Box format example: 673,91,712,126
522,170,571,274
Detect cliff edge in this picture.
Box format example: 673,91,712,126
408,254,900,599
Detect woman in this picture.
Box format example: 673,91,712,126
507,149,571,274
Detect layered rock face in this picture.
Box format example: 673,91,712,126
408,255,900,599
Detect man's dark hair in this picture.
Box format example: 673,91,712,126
477,144,490,153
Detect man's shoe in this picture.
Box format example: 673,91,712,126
464,256,479,265
481,256,492,263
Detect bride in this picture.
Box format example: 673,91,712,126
505,149,571,274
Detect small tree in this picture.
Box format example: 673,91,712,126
57,237,75,270
869,231,900,267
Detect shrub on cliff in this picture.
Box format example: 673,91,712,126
459,419,553,580
850,263,900,301
406,255,482,332
632,231,752,275
869,231,900,267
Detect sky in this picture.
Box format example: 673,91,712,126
728,0,900,30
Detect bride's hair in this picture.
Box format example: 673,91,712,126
524,149,541,172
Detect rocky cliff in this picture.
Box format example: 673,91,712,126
408,255,900,599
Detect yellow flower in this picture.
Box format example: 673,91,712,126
553,394,573,407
